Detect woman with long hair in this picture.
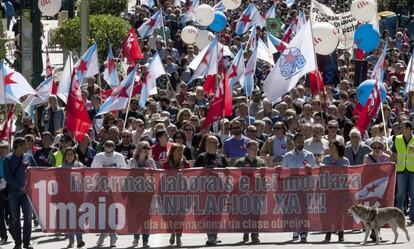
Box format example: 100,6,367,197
60,147,85,248
128,141,156,247
162,143,190,246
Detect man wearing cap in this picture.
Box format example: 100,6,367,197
92,140,126,248
0,140,10,244
391,120,414,224
4,137,37,249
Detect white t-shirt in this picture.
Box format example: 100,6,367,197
91,152,127,168
304,137,329,155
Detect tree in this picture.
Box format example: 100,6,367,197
50,15,130,61
78,0,128,16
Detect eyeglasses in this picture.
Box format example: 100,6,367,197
372,146,382,150
143,147,150,150
175,136,184,139
184,128,193,131
328,126,337,129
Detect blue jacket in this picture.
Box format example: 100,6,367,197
4,152,37,194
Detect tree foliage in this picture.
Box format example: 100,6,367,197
78,0,128,16
50,15,130,61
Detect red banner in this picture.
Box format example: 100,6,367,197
26,164,395,234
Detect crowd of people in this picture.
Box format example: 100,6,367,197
1,0,414,248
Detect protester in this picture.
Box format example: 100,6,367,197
4,137,37,249
162,143,191,247
33,132,54,167
194,135,227,245
59,147,85,248
391,120,414,224
260,121,293,165
41,95,65,135
223,120,249,158
75,134,96,167
320,140,349,242
92,140,127,248
0,140,10,245
344,129,372,165
281,133,315,242
128,141,155,247
49,134,74,167
235,140,267,243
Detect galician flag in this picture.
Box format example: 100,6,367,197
103,46,119,88
235,3,261,36
404,49,414,93
259,4,276,27
264,20,317,103
244,42,258,96
227,45,245,95
23,75,54,113
56,54,73,104
0,60,35,104
138,10,164,38
96,66,137,116
188,37,219,83
371,41,388,82
180,0,199,24
75,42,100,86
139,53,166,107
267,32,288,53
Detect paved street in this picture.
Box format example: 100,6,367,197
1,223,414,249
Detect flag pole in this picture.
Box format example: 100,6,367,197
123,66,138,131
62,52,73,130
307,13,326,126
405,49,414,107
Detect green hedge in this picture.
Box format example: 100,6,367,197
50,15,130,61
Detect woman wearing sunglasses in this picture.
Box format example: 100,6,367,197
162,143,191,247
128,141,156,248
363,138,390,164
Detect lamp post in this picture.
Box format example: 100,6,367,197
31,0,44,88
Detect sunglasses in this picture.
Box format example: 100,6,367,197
232,127,241,130
175,136,184,139
274,127,283,130
184,128,193,131
372,146,382,150
328,126,337,129
248,129,256,132
143,147,150,150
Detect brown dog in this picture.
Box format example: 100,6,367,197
348,204,410,245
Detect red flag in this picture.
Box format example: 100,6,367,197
122,28,144,64
355,82,381,135
203,75,216,96
45,46,57,94
65,71,92,141
0,105,14,141
353,102,364,116
202,47,232,128
309,70,325,96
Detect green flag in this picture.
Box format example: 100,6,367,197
266,18,282,38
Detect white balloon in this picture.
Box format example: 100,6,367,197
351,0,377,23
181,26,198,44
312,22,340,55
38,0,62,17
195,30,215,50
222,0,242,10
195,4,215,26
